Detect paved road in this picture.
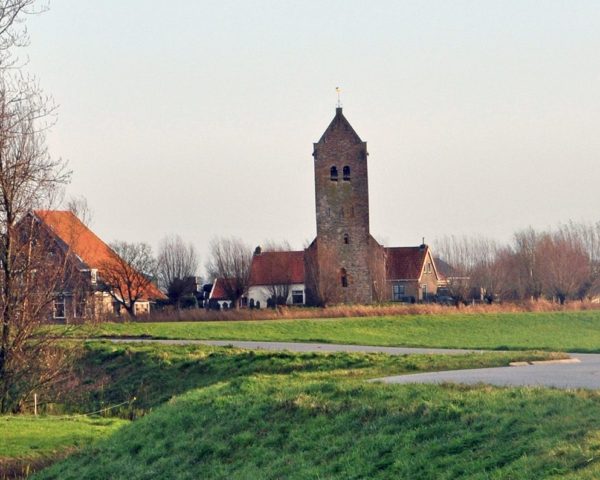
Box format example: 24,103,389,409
104,338,479,356
373,353,600,390
101,338,600,390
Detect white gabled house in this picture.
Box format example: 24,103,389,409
247,249,306,307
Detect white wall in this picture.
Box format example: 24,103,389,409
248,284,305,308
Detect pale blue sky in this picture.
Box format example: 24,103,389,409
24,1,600,270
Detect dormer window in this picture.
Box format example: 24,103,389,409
90,269,98,284
330,166,338,181
343,165,351,181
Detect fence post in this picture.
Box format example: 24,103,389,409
34,393,38,416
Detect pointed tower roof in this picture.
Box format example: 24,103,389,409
316,107,363,145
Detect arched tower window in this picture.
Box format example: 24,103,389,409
330,166,338,181
340,268,348,288
343,233,349,244
343,165,351,181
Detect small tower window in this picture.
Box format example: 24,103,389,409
330,166,338,181
343,165,351,181
343,233,349,244
340,268,348,288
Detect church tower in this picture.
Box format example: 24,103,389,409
308,107,382,304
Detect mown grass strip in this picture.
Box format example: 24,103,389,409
63,310,600,352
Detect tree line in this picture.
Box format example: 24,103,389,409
434,222,600,304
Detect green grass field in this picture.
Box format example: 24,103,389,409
0,415,126,478
1,416,127,459
2,342,561,478
72,310,600,352
11,309,600,479
31,343,600,479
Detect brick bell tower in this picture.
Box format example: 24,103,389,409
308,106,381,304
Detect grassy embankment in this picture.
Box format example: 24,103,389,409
26,341,600,480
2,342,562,478
72,310,600,352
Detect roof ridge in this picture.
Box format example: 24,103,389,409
34,210,113,257
316,108,363,144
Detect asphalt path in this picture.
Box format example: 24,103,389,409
373,354,600,389
100,338,600,390
104,338,478,356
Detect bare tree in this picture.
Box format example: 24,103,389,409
1,214,84,413
157,235,198,308
66,195,93,227
99,241,158,317
205,237,252,309
261,239,292,252
0,74,71,412
556,221,600,298
511,228,544,301
434,235,499,302
537,233,590,304
0,0,44,69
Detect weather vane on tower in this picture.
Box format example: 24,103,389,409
336,86,342,108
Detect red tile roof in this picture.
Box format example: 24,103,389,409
385,246,430,281
249,251,305,286
33,210,165,301
209,278,232,301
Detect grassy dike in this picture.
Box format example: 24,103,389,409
69,310,600,352
1,342,565,478
33,350,600,479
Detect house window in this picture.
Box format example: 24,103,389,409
392,284,405,301
292,290,304,305
422,284,428,300
343,233,349,244
340,268,348,288
90,269,98,284
53,296,65,319
330,166,338,181
343,165,351,181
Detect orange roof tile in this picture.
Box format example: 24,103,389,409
33,210,165,301
249,251,305,286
